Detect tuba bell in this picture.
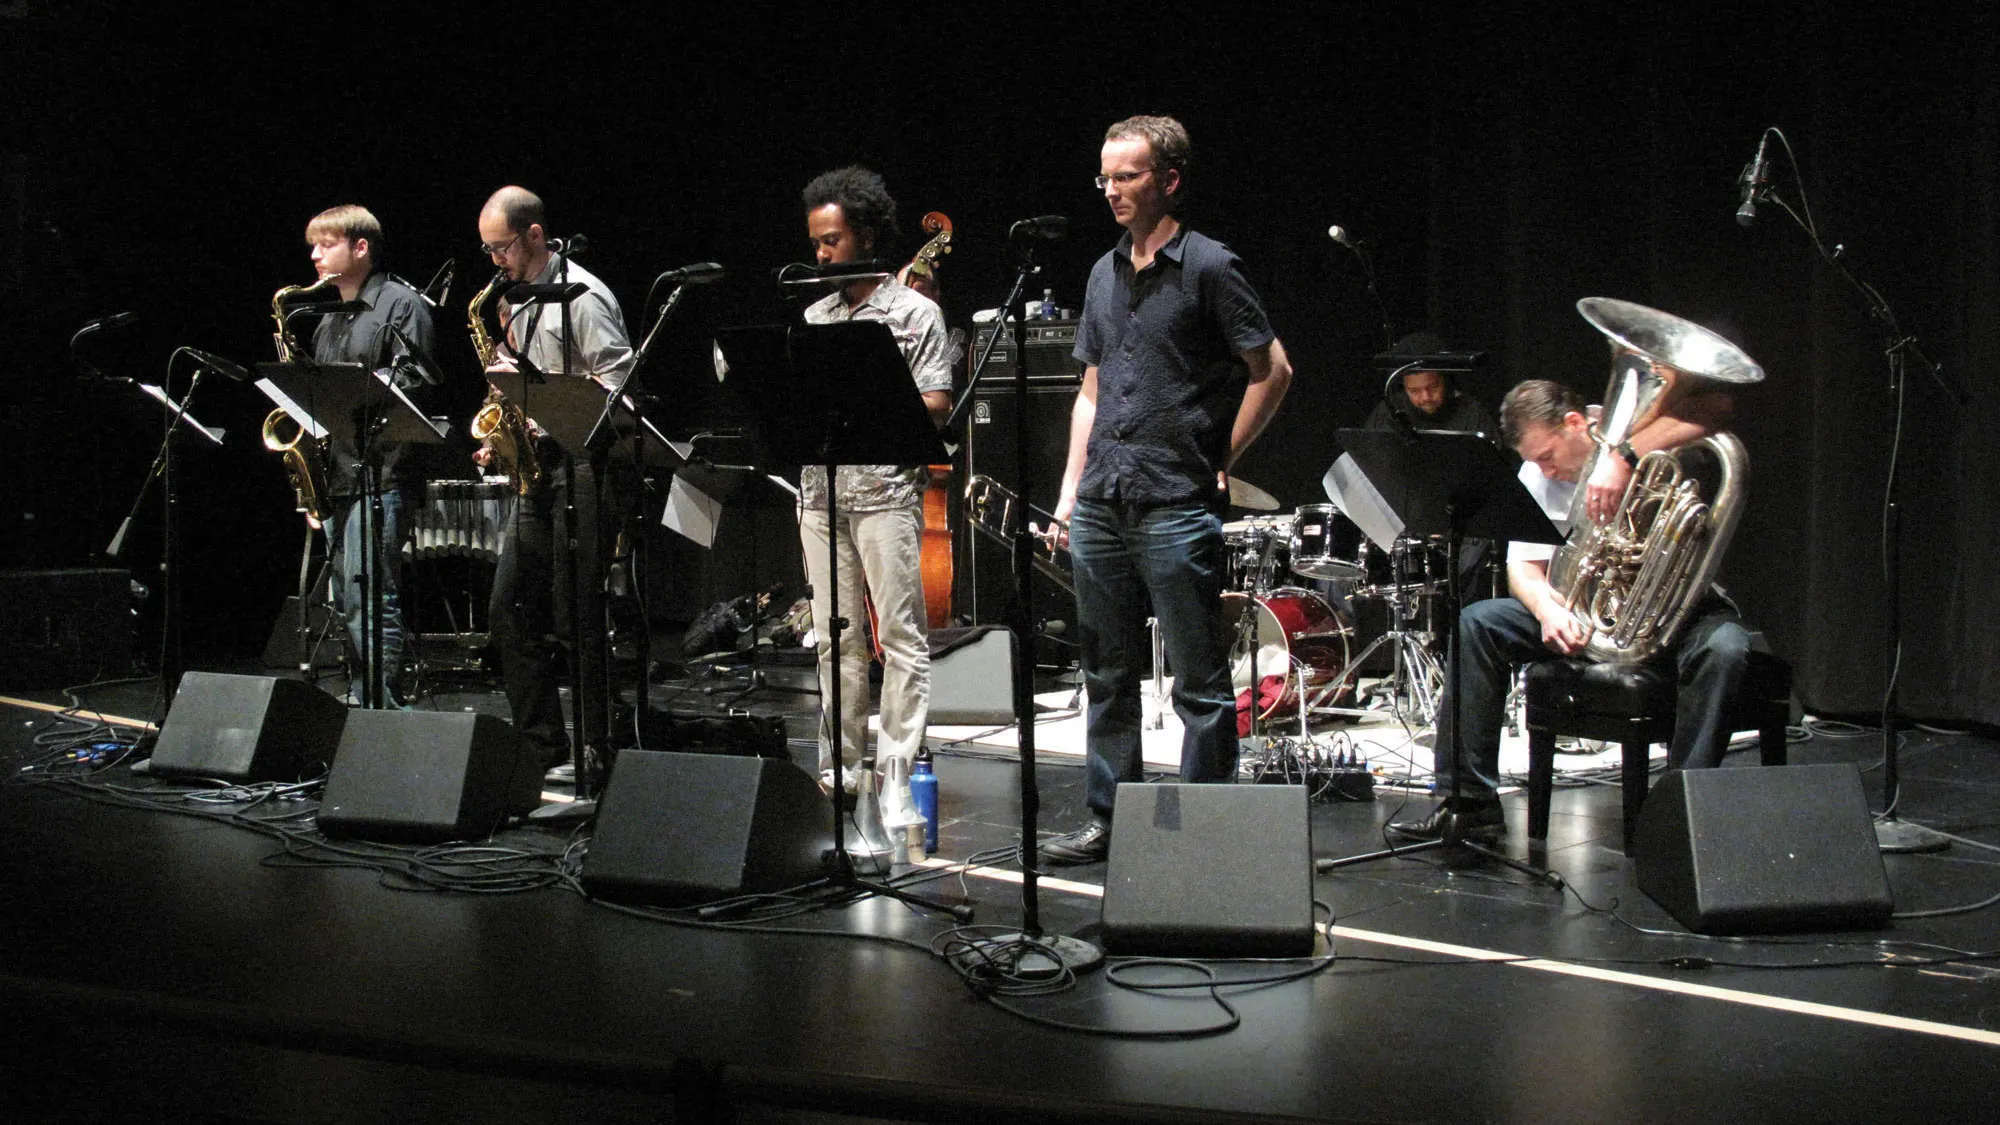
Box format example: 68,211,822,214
1546,298,1764,664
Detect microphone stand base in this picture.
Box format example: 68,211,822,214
950,931,1104,979
1874,816,1950,854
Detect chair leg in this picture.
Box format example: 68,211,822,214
1621,741,1651,855
1527,728,1556,841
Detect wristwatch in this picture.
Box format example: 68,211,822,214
1615,439,1639,467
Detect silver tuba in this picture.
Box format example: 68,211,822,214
1547,298,1764,664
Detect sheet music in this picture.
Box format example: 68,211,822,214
1322,452,1401,551
137,383,226,445
252,377,328,440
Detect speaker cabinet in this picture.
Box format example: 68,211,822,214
929,626,1016,726
581,751,833,904
961,380,1080,648
1101,783,1315,957
0,568,131,688
150,671,348,782
1634,763,1893,935
318,711,539,843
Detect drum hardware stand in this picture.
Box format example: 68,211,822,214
1315,428,1564,880
1336,550,1445,727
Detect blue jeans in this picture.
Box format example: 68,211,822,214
1433,595,1753,801
324,484,417,707
1070,498,1239,817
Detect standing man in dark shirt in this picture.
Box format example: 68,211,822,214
304,204,438,708
1039,115,1295,865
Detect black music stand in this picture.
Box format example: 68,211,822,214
715,320,962,915
104,366,228,711
1316,428,1564,877
257,362,448,709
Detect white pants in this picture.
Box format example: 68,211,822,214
798,503,931,775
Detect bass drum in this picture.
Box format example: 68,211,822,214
1223,588,1354,723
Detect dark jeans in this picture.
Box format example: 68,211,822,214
488,455,639,764
1433,595,1753,801
1070,498,1239,817
324,483,419,708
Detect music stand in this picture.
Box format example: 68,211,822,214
715,320,961,915
1316,428,1564,878
257,362,448,709
104,367,227,710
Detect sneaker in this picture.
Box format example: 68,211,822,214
544,762,576,784
1039,817,1112,866
1386,799,1506,841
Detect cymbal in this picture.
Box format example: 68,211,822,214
1228,477,1280,512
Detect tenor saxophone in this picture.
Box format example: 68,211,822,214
466,269,543,496
263,273,341,528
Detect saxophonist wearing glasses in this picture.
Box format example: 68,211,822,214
474,185,638,780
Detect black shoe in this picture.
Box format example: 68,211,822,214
1039,817,1112,866
1387,799,1505,841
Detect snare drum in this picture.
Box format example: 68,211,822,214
1223,587,1354,722
1288,503,1368,580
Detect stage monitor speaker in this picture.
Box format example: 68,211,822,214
1101,783,1315,957
318,711,539,843
1634,762,1893,935
150,671,347,782
581,750,833,905
929,625,1016,725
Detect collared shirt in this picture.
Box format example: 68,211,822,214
505,254,635,391
308,270,436,491
1507,459,1575,566
1072,225,1275,504
798,277,955,512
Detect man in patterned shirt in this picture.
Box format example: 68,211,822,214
799,166,953,829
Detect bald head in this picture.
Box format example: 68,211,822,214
483,185,545,234
479,185,550,281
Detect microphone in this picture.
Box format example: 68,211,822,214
81,311,139,332
186,347,252,382
1327,224,1357,248
387,323,444,386
421,258,455,308
1735,133,1771,227
658,261,726,285
548,234,589,257
1009,215,1070,241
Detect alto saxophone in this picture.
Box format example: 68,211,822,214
466,269,543,496
263,273,341,528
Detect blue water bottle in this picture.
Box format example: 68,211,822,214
910,748,939,854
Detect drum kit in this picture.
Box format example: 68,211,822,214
1222,480,1459,728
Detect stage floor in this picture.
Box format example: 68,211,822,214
3,659,1999,1124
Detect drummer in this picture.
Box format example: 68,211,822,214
1365,331,1499,603
1366,331,1499,439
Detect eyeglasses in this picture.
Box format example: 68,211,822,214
479,233,523,258
1094,169,1155,191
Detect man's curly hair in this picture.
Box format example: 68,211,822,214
802,165,900,254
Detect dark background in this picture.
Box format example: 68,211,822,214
4,3,1994,725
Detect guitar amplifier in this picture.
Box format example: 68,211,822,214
970,318,1084,384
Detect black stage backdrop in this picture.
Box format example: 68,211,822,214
5,4,1994,725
